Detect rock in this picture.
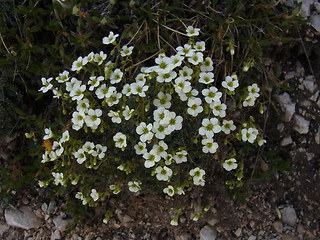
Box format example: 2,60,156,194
297,0,314,18
53,215,73,232
85,232,95,240
207,218,219,226
234,228,242,237
281,135,293,146
273,221,283,233
276,92,296,122
175,233,192,240
281,0,296,7
5,206,41,230
280,207,297,226
282,233,299,240
41,203,48,213
314,2,320,13
200,225,217,240
310,14,320,32
303,75,317,93
248,236,256,240
48,200,56,215
293,115,310,134
297,223,306,234
0,222,9,236
51,230,61,240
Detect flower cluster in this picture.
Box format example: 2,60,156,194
37,26,265,211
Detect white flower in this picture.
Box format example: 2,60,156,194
136,122,154,142
179,66,193,80
152,140,168,159
190,167,205,186
94,51,107,65
156,70,177,83
113,132,127,149
86,52,95,62
143,150,161,168
122,83,132,96
164,112,183,132
174,77,192,94
176,43,195,57
194,41,205,52
201,138,219,153
66,77,81,92
188,52,203,65
152,122,168,140
186,25,200,37
223,158,238,171
241,127,258,143
199,71,214,84
153,107,170,123
128,181,140,192
41,152,50,163
178,88,198,102
110,68,123,84
76,98,90,113
59,130,70,143
120,45,134,57
210,100,227,118
221,120,236,134
163,185,175,197
134,141,147,155
52,172,64,186
102,31,119,45
52,141,64,156
72,111,85,130
88,76,104,91
173,150,188,164
56,70,70,83
248,83,260,98
122,105,134,120
202,86,222,104
200,57,214,72
153,92,172,109
108,110,121,124
198,118,221,138
39,77,53,93
85,109,102,129
187,97,203,117
131,81,149,97
96,144,107,159
243,95,256,107
135,73,147,83
222,75,239,91
258,138,267,146
189,167,205,181
155,166,172,181
43,128,53,140
82,141,95,154
70,84,86,101
171,54,184,67
90,189,99,202
154,56,174,74
105,91,122,107
71,56,88,71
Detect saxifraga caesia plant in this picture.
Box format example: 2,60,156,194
33,25,266,224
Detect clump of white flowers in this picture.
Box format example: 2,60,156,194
37,26,265,216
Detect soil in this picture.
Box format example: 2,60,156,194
0,25,320,240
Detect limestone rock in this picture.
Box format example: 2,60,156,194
5,206,41,230
293,114,310,134
200,225,217,240
280,207,297,226
276,92,296,122
53,215,73,232
310,14,320,32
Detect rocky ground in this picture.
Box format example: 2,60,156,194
1,1,320,240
